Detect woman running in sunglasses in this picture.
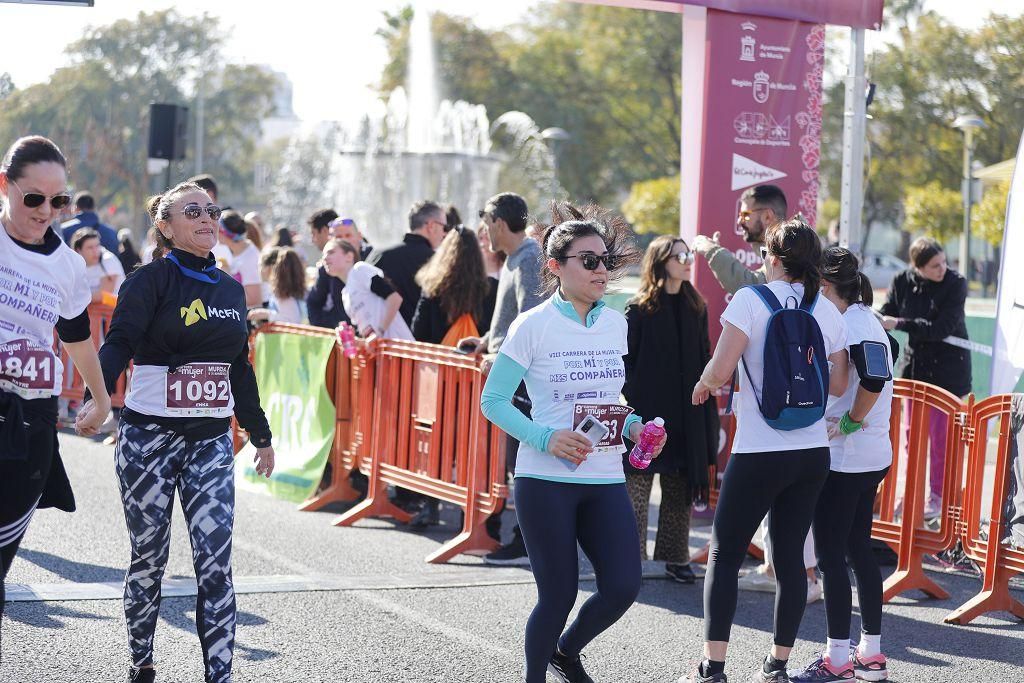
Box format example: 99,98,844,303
0,135,111,628
481,202,666,683
81,180,275,683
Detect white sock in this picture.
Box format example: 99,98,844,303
858,633,881,658
826,638,849,665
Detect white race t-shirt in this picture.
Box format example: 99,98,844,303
0,223,91,398
824,303,894,472
213,242,261,287
721,281,847,453
84,248,126,295
341,262,413,340
499,299,632,483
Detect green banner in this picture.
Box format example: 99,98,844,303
237,331,336,502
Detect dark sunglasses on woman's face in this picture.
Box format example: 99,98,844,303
180,203,222,221
9,178,72,209
564,253,618,271
675,251,695,265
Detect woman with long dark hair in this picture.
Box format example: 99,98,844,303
679,218,848,683
412,226,491,345
623,236,718,585
481,202,665,683
790,248,894,682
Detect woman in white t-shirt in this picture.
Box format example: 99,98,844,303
0,135,110,626
321,238,412,340
480,203,665,683
212,209,263,308
790,247,894,683
680,218,848,683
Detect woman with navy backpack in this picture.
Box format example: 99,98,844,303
678,218,848,683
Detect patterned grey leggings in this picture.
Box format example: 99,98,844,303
116,422,236,683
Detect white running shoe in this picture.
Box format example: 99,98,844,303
737,565,776,593
806,577,823,604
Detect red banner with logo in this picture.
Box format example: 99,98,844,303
694,9,824,340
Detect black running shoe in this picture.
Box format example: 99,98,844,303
483,527,530,566
129,668,155,683
666,563,697,584
677,665,728,682
548,650,594,683
408,500,440,530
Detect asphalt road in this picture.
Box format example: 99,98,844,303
2,431,1021,682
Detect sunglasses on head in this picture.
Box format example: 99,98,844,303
180,203,222,221
563,252,618,271
329,218,356,229
9,179,72,210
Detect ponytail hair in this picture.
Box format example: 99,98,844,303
763,217,822,308
822,246,873,306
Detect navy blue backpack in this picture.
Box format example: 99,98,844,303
737,284,830,431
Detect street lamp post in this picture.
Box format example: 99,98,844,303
952,114,986,284
541,127,570,195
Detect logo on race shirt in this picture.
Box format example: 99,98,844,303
180,299,208,326
180,298,241,327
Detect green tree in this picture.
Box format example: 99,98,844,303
375,3,681,206
972,180,1009,247
0,10,276,224
622,175,679,235
902,181,962,244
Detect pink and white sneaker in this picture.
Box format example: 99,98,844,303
852,650,887,682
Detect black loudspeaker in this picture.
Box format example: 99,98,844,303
148,103,189,161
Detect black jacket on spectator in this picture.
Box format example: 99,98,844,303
880,268,971,396
411,294,492,345
306,265,349,329
622,291,719,497
367,233,434,325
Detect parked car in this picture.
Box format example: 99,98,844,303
862,251,908,289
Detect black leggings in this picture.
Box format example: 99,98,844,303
705,447,830,648
0,394,58,622
514,477,641,683
813,467,889,639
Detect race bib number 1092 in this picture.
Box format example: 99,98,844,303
165,363,231,416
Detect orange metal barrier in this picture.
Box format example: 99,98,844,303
872,379,968,602
332,338,507,563
57,302,127,407
945,393,1024,624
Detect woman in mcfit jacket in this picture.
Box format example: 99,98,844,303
481,202,666,683
680,218,848,683
81,180,275,683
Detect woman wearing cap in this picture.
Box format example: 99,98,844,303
213,209,263,307
481,202,666,683
0,135,110,628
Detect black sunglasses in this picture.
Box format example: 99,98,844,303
181,203,222,221
10,178,71,210
760,246,770,260
675,251,695,265
563,253,618,271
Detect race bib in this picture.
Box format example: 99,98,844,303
0,339,56,400
572,402,634,454
165,363,231,416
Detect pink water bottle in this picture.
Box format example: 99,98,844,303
628,417,665,470
337,322,358,359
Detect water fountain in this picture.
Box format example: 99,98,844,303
271,4,560,248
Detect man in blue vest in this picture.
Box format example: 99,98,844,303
61,191,119,254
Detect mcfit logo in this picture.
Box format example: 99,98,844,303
180,298,242,326
180,299,208,326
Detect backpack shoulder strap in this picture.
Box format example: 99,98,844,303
800,291,820,314
749,284,782,313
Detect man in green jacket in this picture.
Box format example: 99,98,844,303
692,183,787,293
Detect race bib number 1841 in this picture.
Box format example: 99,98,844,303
0,339,55,399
